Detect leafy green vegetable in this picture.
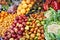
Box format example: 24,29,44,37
56,29,60,40
44,8,60,40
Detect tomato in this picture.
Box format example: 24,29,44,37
43,3,48,10
57,2,60,10
45,0,56,4
51,1,58,10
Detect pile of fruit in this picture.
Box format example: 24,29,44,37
2,12,45,40
3,15,28,40
17,0,36,15
0,0,60,40
0,11,17,36
22,12,45,40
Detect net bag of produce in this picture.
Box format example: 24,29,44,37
44,8,60,40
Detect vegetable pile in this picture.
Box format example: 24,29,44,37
0,0,60,40
21,12,45,40
44,8,60,40
43,0,60,11
3,15,28,40
0,12,17,36
2,12,45,40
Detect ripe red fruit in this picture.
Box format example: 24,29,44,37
13,27,18,33
4,34,7,36
12,23,16,27
4,37,8,40
10,29,14,34
43,3,48,10
15,38,19,40
51,1,58,10
14,20,17,24
21,19,24,22
18,24,23,28
17,35,21,39
7,34,11,38
57,2,60,10
12,34,16,38
17,31,23,35
18,20,22,23
46,0,52,4
10,26,13,29
15,17,19,21
25,18,28,22
19,16,22,19
22,22,26,26
20,27,24,31
23,16,27,19
3,15,28,40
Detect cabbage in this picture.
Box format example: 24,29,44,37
44,8,60,40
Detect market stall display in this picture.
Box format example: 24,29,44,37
0,0,60,40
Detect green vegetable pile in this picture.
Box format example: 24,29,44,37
44,8,60,40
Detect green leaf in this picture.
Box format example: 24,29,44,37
56,29,60,40
44,32,51,40
49,33,56,40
